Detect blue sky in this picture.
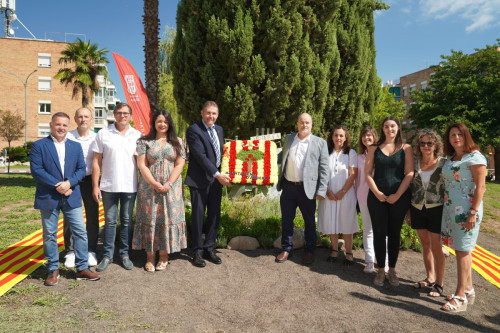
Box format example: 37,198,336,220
5,0,500,99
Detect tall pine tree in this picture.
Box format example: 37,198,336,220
172,0,387,138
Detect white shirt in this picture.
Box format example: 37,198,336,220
92,124,142,192
51,135,66,178
67,129,96,176
202,121,221,177
285,134,311,182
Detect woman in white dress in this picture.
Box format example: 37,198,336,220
318,125,359,266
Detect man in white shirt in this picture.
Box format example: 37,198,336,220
30,112,100,285
92,103,142,271
275,113,329,265
63,107,99,268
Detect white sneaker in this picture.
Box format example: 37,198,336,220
88,252,98,266
64,251,75,268
363,262,374,274
385,261,389,273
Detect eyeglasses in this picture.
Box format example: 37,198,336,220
419,141,434,147
114,112,131,117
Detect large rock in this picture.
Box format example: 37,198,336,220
273,228,305,249
227,236,260,250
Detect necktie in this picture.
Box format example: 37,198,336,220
208,126,221,167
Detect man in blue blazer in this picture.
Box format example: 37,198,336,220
30,112,100,286
276,113,330,265
185,101,231,267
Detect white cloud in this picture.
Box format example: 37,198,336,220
419,0,500,31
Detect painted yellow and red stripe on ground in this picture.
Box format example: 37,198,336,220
444,245,500,289
0,204,105,296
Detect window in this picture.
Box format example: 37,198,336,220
38,77,51,91
95,108,106,124
38,124,50,137
421,81,428,90
402,86,407,97
403,103,407,109
38,101,51,114
94,88,105,104
107,88,114,97
38,53,51,67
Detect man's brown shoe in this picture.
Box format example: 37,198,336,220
76,269,101,281
275,251,290,263
303,252,314,265
44,269,60,286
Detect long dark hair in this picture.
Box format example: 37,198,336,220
358,125,378,154
443,123,479,156
377,116,403,152
139,110,182,155
327,125,351,154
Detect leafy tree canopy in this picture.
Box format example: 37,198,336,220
371,85,405,131
55,38,109,107
410,40,500,149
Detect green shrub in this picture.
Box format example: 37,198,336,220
5,146,28,162
250,216,281,240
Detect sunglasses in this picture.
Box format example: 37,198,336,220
419,141,434,147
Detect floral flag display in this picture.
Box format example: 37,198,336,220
221,140,278,185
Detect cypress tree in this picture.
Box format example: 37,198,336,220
172,0,387,139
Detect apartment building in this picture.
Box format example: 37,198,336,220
0,37,118,148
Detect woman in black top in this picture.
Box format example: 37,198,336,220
365,116,414,286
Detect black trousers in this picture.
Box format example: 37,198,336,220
63,175,100,253
189,180,222,254
367,189,411,269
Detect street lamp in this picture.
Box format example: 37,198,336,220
0,67,38,147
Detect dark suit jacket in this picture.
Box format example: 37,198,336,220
30,135,86,210
185,120,224,189
277,133,330,200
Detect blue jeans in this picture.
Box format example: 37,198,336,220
41,198,88,272
101,191,136,260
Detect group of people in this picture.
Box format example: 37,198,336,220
275,115,485,313
30,102,486,313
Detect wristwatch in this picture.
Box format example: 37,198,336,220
167,181,174,188
468,208,478,215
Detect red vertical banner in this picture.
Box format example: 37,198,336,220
112,52,151,135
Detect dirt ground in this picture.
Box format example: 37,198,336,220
3,228,500,333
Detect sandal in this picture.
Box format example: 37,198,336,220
144,262,155,272
343,252,354,267
446,288,475,305
326,250,338,263
413,278,435,289
429,284,444,297
441,295,468,312
156,256,169,271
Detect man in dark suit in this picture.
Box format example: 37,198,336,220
30,112,100,286
275,113,330,265
185,101,231,267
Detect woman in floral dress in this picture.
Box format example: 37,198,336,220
441,123,486,312
132,110,187,272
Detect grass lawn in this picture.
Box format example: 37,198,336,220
0,174,39,250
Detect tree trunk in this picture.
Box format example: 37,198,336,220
82,86,89,107
7,141,11,174
143,0,160,112
494,146,499,182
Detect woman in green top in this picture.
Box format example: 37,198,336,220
406,129,446,297
365,116,414,287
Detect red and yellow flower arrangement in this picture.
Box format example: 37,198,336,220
221,140,278,185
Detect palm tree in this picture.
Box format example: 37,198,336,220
55,38,109,107
143,0,160,111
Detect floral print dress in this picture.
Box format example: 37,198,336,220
441,151,486,251
132,139,187,253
